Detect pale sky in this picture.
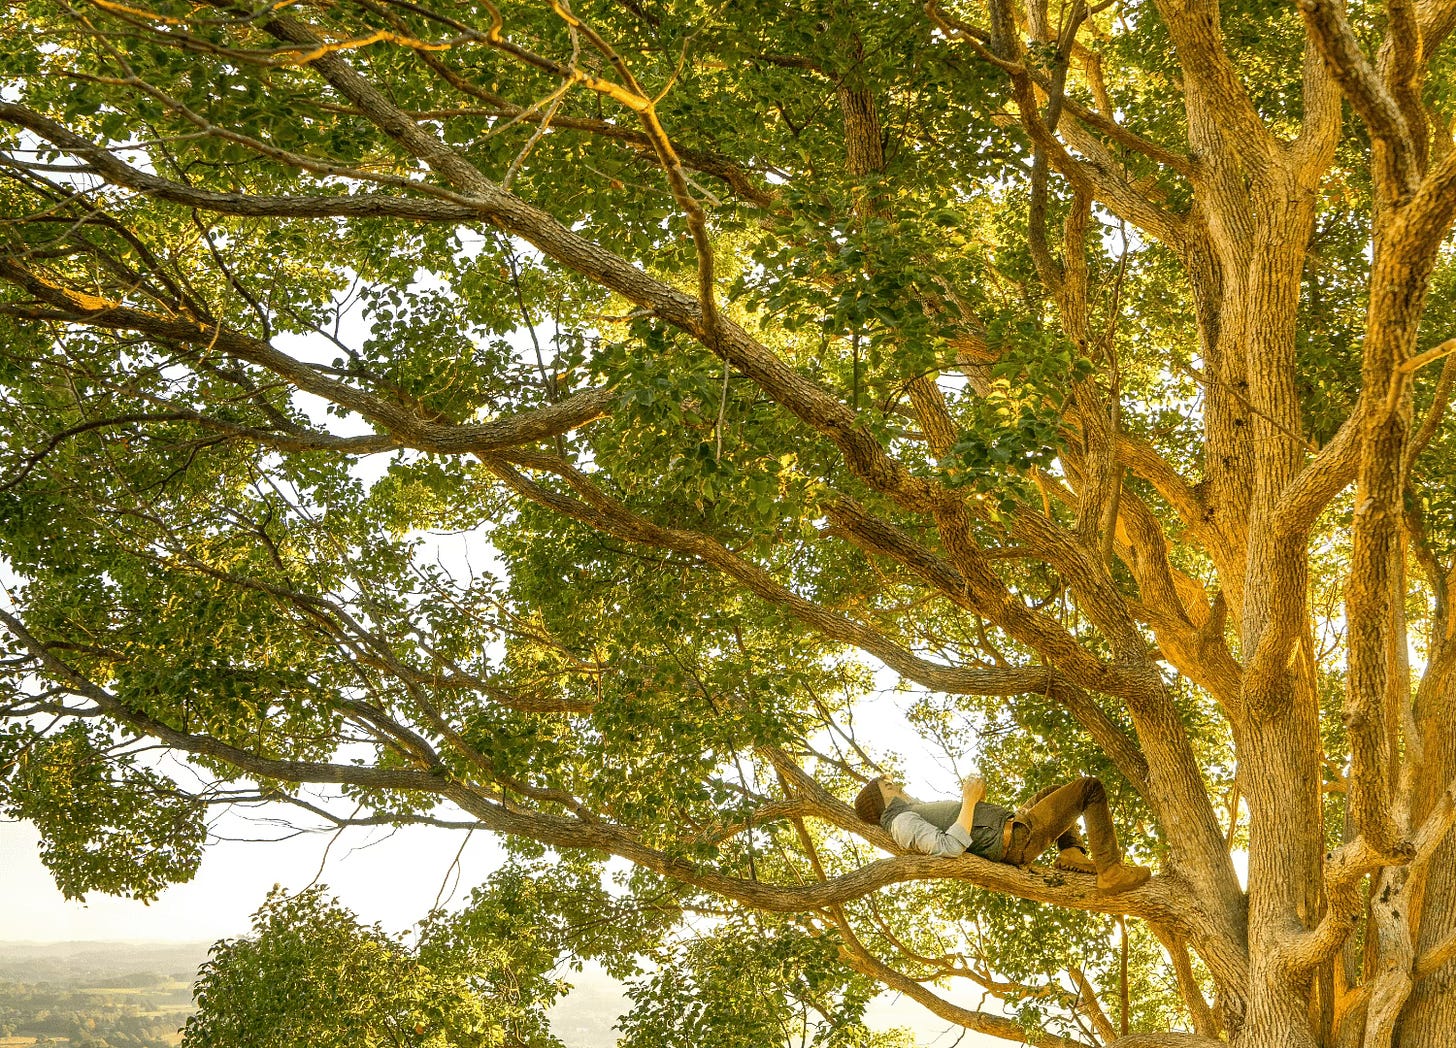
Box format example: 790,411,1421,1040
1,806,507,942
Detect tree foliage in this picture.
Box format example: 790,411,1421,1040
183,886,559,1048
3,0,1456,1045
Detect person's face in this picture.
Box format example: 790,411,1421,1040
879,779,910,805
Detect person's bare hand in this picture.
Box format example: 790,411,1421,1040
961,776,986,807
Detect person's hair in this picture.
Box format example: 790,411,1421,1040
854,776,888,825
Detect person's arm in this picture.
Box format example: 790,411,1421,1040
955,776,986,835
887,810,973,856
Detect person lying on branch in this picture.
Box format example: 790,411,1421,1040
853,773,1152,894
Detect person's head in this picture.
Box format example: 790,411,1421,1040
853,776,905,825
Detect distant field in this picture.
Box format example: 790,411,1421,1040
0,944,203,1048
77,981,193,1001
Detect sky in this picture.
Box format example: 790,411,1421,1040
1,804,507,943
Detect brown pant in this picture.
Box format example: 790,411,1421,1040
1002,777,1124,872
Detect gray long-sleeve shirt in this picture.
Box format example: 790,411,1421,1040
881,797,1014,859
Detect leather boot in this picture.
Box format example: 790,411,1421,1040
1097,863,1152,893
1084,791,1151,892
1056,847,1097,874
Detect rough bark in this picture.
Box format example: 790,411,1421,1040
1395,634,1456,1046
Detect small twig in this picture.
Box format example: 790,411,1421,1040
501,26,580,188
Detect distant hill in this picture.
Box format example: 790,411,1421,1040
0,943,628,1046
0,942,212,987
0,944,206,1047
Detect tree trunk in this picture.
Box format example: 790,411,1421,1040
1394,635,1456,1047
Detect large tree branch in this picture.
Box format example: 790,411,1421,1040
818,497,1157,701
489,468,1205,918
1413,927,1456,981
483,457,1078,698
1296,0,1419,191
1270,399,1364,539
1379,0,1428,173
0,102,489,222
0,258,616,454
1290,23,1344,180
1153,0,1276,164
1012,506,1152,661
1114,489,1245,721
1031,83,1195,180
1397,147,1456,252
4,601,1192,923
1055,120,1189,250
1117,434,1210,537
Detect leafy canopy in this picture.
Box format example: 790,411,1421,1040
4,0,1456,1044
